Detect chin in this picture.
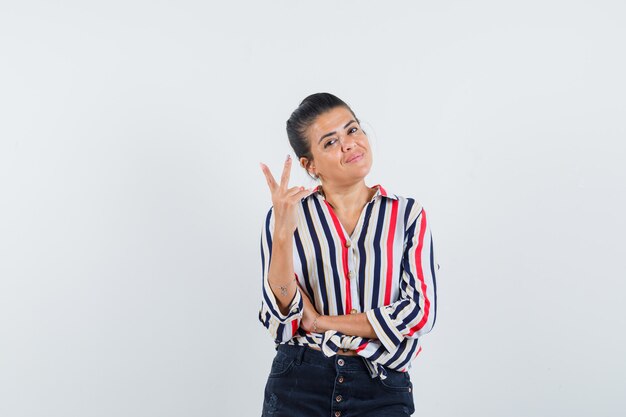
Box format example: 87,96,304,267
352,167,372,179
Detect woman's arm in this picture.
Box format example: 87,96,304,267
258,157,315,343
267,232,300,316
258,208,303,343
315,313,377,339
298,283,378,339
364,205,438,353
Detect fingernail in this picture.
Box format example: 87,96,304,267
286,154,291,161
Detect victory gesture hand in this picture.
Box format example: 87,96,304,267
260,155,315,241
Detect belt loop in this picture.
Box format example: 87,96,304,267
295,345,305,365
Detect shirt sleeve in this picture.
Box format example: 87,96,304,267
257,207,303,343
365,204,439,353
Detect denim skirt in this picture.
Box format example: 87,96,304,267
261,344,415,417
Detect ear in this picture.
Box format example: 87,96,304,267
300,156,315,175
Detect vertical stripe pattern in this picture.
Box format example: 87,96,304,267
257,184,439,378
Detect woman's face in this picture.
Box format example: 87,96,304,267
301,106,373,185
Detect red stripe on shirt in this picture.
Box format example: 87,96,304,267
414,346,422,358
291,272,300,336
357,340,369,353
384,199,398,304
324,200,352,314
407,210,431,335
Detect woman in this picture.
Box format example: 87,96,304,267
258,93,439,417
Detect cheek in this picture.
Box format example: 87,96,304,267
321,153,342,169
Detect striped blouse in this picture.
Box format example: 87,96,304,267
258,184,439,380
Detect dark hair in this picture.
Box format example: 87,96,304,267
286,92,361,181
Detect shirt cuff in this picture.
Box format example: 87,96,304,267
319,330,363,357
365,308,404,354
263,284,303,324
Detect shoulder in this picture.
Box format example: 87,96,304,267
388,192,426,228
385,190,424,212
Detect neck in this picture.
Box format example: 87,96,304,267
319,181,377,213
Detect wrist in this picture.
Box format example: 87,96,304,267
313,314,324,333
314,314,328,333
273,228,293,243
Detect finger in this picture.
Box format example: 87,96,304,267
286,185,305,197
290,187,316,202
259,163,278,191
279,154,292,190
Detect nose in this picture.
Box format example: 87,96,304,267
340,135,356,151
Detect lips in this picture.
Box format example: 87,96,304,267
346,153,363,163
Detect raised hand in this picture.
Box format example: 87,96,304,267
259,154,314,241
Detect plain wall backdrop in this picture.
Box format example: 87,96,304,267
1,1,625,416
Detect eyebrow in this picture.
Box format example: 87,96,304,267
318,120,357,144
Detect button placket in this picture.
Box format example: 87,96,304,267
333,358,347,416
347,244,361,314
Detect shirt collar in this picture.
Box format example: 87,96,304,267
312,184,398,201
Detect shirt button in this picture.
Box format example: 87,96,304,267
344,240,351,247
350,308,357,314
335,412,341,417
336,395,343,402
337,358,345,366
338,376,344,383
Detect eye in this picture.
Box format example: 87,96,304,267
348,127,358,134
324,139,337,148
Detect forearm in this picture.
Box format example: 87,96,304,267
316,312,378,339
267,233,298,316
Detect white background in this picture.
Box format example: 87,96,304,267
1,1,625,416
